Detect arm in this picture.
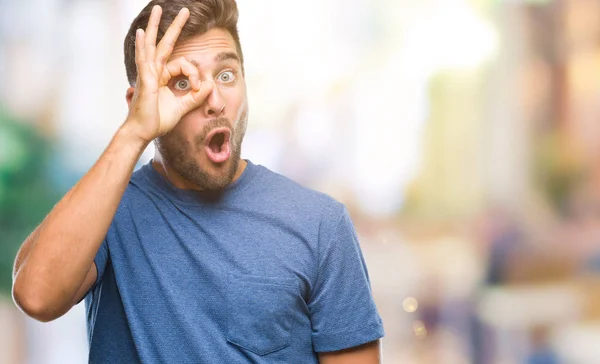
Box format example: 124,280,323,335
12,124,149,322
318,340,381,364
12,5,213,322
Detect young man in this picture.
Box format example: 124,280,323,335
12,1,384,362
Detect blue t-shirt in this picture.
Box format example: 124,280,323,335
84,160,384,363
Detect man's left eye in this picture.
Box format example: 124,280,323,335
218,71,235,83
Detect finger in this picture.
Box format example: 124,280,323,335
135,28,146,66
155,7,190,64
144,5,162,61
161,57,200,89
135,29,150,87
179,80,214,114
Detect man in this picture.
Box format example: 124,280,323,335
12,0,385,362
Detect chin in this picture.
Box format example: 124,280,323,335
184,154,239,191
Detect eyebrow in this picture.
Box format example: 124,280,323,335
214,51,240,63
188,52,240,70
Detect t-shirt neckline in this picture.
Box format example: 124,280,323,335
140,159,257,205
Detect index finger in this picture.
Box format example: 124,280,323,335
155,7,190,64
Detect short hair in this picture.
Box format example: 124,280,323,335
124,0,243,86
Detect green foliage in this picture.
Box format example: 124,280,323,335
0,108,60,297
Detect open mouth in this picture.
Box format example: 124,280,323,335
204,127,232,163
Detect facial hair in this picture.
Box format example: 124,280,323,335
156,109,248,191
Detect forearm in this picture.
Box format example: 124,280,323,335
12,123,148,318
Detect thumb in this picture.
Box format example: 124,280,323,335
178,80,214,114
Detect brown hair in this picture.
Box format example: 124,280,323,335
124,0,243,86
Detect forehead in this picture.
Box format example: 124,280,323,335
169,28,238,64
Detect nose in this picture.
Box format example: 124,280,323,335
203,83,226,118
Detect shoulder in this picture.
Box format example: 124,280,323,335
111,164,156,220
252,163,345,217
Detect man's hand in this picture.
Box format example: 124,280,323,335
125,5,214,143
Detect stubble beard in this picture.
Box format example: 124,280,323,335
156,110,248,191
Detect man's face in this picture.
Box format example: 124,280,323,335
155,28,248,191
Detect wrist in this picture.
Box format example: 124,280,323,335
117,122,152,153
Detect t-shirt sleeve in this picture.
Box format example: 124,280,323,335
308,206,385,353
93,238,109,286
77,238,108,304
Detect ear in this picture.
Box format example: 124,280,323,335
126,87,135,108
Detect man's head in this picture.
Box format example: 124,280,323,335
124,0,248,191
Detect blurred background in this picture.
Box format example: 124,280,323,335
2,0,600,363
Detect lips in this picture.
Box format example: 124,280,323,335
204,127,232,163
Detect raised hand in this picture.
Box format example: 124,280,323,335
126,5,214,143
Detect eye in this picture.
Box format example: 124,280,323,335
218,71,235,84
174,79,191,91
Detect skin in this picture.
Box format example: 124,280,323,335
11,5,380,363
125,27,249,191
